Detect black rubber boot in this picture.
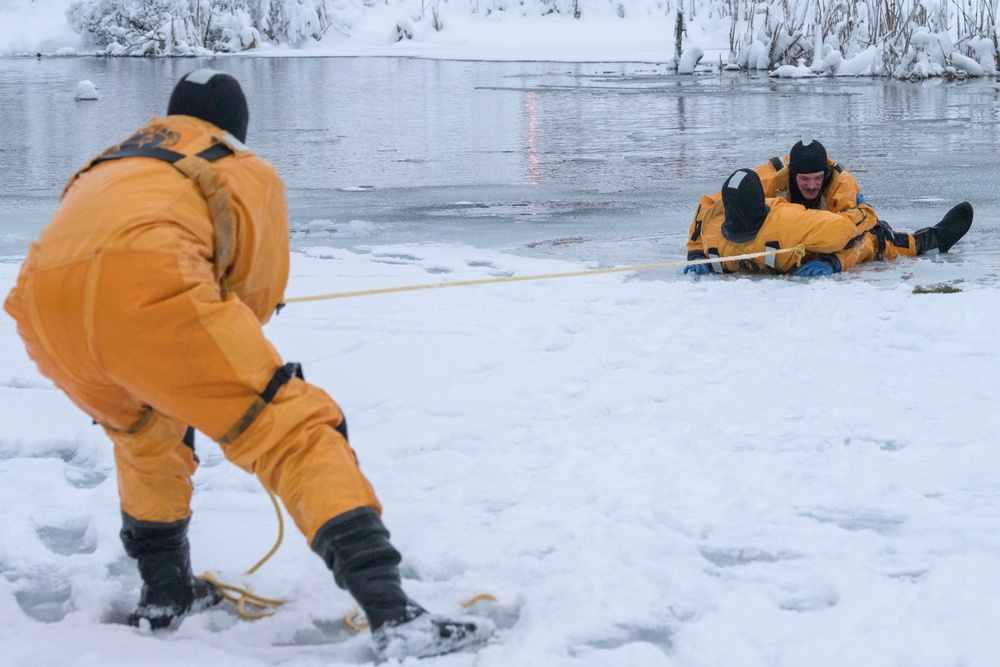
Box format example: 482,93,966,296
913,227,937,255
915,201,974,254
311,507,494,660
311,507,414,630
121,514,222,629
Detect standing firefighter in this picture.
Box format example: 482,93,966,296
4,69,493,661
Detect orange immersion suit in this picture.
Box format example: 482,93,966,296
687,156,917,266
4,116,379,544
689,197,880,274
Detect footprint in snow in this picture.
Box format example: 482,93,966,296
571,624,673,657
12,568,74,623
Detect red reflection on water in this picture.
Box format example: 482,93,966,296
526,91,540,186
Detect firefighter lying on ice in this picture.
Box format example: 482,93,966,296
685,168,972,276
686,140,971,275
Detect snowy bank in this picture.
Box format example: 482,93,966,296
1,0,997,80
2,241,1000,666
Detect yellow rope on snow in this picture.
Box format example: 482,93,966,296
344,593,499,633
344,605,369,632
461,593,498,608
198,487,287,620
283,245,808,304
191,468,502,625
190,247,808,621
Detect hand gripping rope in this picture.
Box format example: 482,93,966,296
281,246,807,304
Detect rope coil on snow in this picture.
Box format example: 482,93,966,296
282,246,807,304
195,488,499,625
198,487,287,620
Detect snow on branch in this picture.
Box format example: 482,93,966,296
66,0,356,54
62,0,1000,79
726,0,998,79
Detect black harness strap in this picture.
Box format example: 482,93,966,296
257,362,349,442
691,218,702,242
769,156,784,171
193,143,236,163
869,220,912,261
90,142,233,168
218,363,308,445
182,425,201,463
260,363,304,403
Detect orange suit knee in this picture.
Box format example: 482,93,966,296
858,231,918,263
109,412,197,523
878,232,918,260
221,378,381,544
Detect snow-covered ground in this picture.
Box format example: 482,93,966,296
3,0,999,663
2,236,999,666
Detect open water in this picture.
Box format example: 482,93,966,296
2,56,1000,279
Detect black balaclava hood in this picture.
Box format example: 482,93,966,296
167,68,248,143
721,169,770,243
788,139,829,208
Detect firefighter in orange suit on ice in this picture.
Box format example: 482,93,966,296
686,140,970,275
686,168,972,277
4,68,492,661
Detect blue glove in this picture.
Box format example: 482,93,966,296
684,263,711,275
856,192,866,205
795,260,835,277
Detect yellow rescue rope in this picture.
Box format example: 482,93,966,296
283,246,807,304
192,246,806,622
198,487,287,620
196,487,500,625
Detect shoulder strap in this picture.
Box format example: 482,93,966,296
67,129,242,293
89,140,233,168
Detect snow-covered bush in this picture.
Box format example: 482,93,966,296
67,0,346,54
58,0,1000,77
724,0,999,79
969,36,997,74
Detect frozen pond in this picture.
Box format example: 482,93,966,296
2,56,1000,278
